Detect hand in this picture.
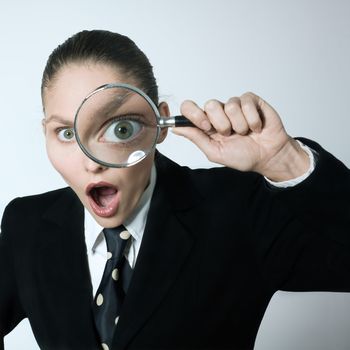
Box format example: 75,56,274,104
171,92,310,181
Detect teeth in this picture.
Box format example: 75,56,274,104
98,187,117,196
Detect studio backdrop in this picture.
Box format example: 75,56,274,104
1,1,349,349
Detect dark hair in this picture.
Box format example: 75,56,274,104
41,30,158,104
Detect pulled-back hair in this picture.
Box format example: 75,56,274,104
41,30,158,104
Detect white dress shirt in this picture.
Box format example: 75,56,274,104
84,145,316,297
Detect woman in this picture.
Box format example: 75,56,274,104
1,30,349,350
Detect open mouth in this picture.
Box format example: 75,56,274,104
86,182,120,217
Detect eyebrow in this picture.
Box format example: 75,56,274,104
45,114,73,125
96,90,133,116
44,90,134,125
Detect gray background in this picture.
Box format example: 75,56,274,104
1,0,349,349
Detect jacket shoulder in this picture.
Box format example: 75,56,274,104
1,187,77,229
5,187,73,212
155,152,264,198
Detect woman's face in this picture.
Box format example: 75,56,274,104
43,63,168,227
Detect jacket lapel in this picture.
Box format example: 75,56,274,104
40,188,99,344
41,187,93,296
113,153,202,349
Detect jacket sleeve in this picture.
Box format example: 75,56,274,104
250,138,350,292
273,138,350,247
0,199,26,348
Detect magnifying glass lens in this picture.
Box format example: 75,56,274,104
74,85,159,167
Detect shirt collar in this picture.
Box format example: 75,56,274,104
84,164,157,253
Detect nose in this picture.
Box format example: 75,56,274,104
83,154,108,173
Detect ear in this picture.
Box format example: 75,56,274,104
157,102,170,144
41,118,47,135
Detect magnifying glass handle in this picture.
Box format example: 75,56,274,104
159,115,194,128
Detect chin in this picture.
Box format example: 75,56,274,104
92,213,122,228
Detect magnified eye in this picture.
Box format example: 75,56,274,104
58,128,75,142
102,119,143,143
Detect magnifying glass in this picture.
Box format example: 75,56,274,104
74,83,193,168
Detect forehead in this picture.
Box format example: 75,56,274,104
43,63,125,120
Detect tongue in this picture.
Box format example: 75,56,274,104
96,187,117,207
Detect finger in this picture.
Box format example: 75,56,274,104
203,99,232,136
224,97,249,135
171,127,218,162
240,92,263,133
180,100,212,132
241,92,282,128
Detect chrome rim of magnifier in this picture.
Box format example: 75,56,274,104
73,82,162,168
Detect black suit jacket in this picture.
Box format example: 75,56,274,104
1,139,350,350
